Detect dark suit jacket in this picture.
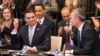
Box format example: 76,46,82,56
42,18,55,35
11,23,51,51
73,22,100,55
58,20,77,50
13,0,24,18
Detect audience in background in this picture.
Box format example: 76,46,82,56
0,0,15,10
92,0,100,33
41,0,58,19
0,7,19,49
0,0,24,18
34,4,55,35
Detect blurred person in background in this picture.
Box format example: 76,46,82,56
0,7,19,49
33,4,55,35
58,7,77,50
0,0,24,18
91,0,100,33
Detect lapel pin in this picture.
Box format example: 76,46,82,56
37,28,39,30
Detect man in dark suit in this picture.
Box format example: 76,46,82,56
34,4,55,35
58,7,77,50
65,8,100,55
11,8,51,52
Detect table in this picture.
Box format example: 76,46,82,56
0,49,91,56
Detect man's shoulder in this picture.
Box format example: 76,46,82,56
58,20,66,27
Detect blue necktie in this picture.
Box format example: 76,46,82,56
40,0,44,4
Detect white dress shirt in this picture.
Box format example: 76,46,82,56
28,23,37,45
37,17,45,25
78,22,84,41
70,22,85,54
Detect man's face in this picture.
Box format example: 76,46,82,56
25,12,37,26
61,10,70,22
35,6,45,19
70,12,78,27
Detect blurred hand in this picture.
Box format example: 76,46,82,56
65,50,71,54
58,27,63,36
12,19,19,32
26,46,37,52
64,26,72,33
91,17,99,30
5,36,11,45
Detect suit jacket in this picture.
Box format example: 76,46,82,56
58,20,77,50
73,22,100,55
42,18,55,35
11,23,51,51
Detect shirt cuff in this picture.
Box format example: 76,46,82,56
33,46,37,52
11,31,17,35
70,50,73,54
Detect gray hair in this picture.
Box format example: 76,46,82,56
72,8,86,21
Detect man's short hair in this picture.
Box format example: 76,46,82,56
61,7,71,13
24,8,35,17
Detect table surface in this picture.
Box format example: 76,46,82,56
0,49,91,56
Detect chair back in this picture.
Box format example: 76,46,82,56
50,36,62,52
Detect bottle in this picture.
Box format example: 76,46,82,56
21,46,27,55
54,48,59,56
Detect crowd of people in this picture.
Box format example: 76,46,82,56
0,0,100,56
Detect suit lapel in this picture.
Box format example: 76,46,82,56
31,24,41,46
80,23,86,47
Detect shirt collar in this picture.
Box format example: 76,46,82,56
37,16,45,24
29,23,37,29
78,22,84,31
40,16,45,22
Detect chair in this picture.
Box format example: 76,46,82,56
50,36,62,52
